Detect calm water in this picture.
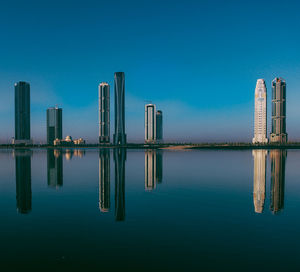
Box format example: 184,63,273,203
0,148,300,271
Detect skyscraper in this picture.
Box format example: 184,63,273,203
113,72,126,145
145,104,156,143
252,79,268,144
252,150,267,213
270,78,287,143
47,107,62,145
156,110,163,142
99,82,110,143
14,81,31,144
99,149,110,212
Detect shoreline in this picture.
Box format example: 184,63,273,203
1,143,300,150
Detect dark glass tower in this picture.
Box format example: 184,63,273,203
99,83,110,143
156,110,163,142
47,149,63,187
47,107,62,145
15,150,32,214
114,148,126,221
99,149,110,212
113,72,126,145
270,78,287,143
14,81,31,143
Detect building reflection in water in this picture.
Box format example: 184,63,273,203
65,149,86,161
114,148,126,221
15,150,32,214
270,149,286,214
47,149,63,188
99,149,110,212
145,150,163,191
252,150,267,213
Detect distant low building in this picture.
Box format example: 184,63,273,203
54,136,85,146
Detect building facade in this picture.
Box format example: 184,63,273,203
156,110,163,142
270,78,287,143
99,82,110,143
47,107,62,145
145,104,156,143
14,81,31,144
113,72,127,145
253,79,268,144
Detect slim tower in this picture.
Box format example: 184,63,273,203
14,81,31,144
145,104,156,143
99,82,110,143
47,107,62,145
270,78,287,143
113,72,126,145
156,110,163,142
253,79,268,144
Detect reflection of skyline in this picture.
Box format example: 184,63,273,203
270,150,286,214
252,150,267,213
65,149,86,161
47,149,63,188
114,148,126,221
145,150,163,191
15,150,32,214
99,149,110,212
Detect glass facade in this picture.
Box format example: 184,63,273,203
47,107,62,145
99,83,110,143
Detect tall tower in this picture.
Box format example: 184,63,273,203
253,79,268,144
156,110,163,142
252,150,267,213
270,78,287,143
99,82,110,143
14,81,31,144
113,72,126,145
47,107,62,145
145,104,156,143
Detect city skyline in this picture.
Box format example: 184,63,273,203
2,1,300,143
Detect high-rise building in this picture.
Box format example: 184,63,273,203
47,149,63,188
114,148,126,221
252,150,267,213
145,104,156,143
99,82,110,143
270,150,286,214
270,78,287,143
113,72,126,145
47,107,62,145
99,149,110,212
15,150,32,214
14,81,31,144
253,79,268,144
156,110,163,142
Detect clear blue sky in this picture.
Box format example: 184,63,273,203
1,0,300,143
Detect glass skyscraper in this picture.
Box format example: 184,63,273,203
46,107,62,145
270,78,287,143
113,72,126,145
156,110,163,142
145,104,156,143
99,82,110,143
14,81,31,144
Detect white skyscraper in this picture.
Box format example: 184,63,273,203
145,104,156,143
253,79,268,144
98,82,110,143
